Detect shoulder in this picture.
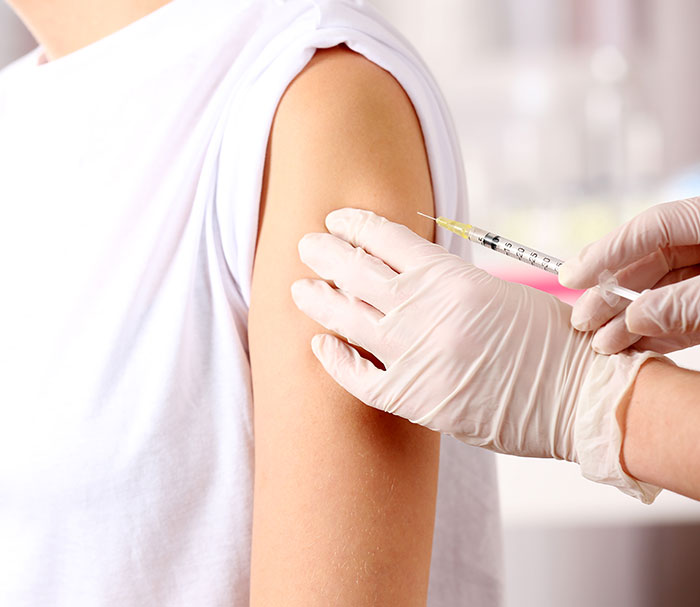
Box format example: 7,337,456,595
266,45,433,234
281,45,407,107
272,45,423,158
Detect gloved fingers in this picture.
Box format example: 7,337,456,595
568,245,700,331
559,197,700,289
625,274,700,336
570,286,629,332
658,244,700,274
569,249,666,331
310,333,389,412
291,278,388,360
590,313,642,355
651,262,700,289
324,207,446,273
586,265,700,353
634,332,700,354
298,232,406,314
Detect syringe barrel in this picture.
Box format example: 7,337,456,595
467,227,564,275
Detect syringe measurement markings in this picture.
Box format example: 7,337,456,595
418,213,636,300
490,236,563,275
418,213,565,275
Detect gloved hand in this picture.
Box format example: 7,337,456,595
291,208,664,503
559,197,700,354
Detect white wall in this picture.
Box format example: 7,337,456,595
370,2,700,605
0,1,34,67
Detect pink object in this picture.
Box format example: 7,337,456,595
486,266,584,305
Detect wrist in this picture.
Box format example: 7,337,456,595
616,358,664,480
574,349,664,503
619,356,700,500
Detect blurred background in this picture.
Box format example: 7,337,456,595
2,0,699,604
370,1,700,605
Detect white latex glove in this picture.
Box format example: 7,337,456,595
291,208,664,503
559,197,700,354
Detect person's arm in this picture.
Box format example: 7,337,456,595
248,47,440,605
619,359,700,501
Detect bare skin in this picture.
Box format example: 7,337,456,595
619,358,700,501
248,47,440,605
7,0,173,60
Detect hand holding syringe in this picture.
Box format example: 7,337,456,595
291,208,663,504
417,212,641,303
292,206,700,503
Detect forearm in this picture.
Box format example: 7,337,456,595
619,358,700,500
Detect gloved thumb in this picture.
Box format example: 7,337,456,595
625,275,700,336
310,334,388,411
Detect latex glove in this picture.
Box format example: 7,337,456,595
559,197,700,354
291,208,664,503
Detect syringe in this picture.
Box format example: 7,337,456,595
417,212,640,302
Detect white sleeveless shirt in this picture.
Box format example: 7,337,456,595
0,1,502,604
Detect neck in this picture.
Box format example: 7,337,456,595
8,0,174,61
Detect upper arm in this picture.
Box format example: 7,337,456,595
248,46,439,606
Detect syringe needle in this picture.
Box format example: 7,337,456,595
417,211,437,221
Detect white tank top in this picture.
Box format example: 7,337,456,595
0,1,502,604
